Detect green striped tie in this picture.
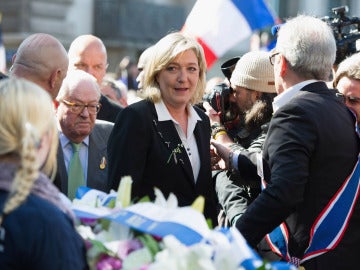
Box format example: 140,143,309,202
67,142,85,200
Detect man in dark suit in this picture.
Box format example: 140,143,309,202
235,15,360,269
54,69,113,198
68,34,123,122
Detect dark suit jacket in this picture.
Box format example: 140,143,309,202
236,82,360,269
55,119,114,194
97,94,123,123
107,99,218,225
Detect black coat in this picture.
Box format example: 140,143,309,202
97,94,123,123
0,192,88,270
236,82,360,269
107,99,218,225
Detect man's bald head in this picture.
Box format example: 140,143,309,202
11,33,69,99
68,35,108,85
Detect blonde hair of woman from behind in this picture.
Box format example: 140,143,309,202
142,31,207,105
0,78,58,224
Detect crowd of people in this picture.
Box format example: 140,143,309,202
0,13,360,270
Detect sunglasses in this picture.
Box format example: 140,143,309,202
62,99,101,115
336,93,360,105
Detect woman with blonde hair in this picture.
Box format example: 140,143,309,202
108,32,218,225
0,78,88,269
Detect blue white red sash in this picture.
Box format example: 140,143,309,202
302,154,360,262
261,178,291,262
263,122,360,265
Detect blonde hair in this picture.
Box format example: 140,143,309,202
333,52,360,87
0,78,58,223
142,32,207,104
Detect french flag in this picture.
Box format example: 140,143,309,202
182,0,276,69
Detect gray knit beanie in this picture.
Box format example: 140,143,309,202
230,51,276,93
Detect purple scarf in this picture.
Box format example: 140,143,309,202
0,162,75,222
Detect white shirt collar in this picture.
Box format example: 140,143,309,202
155,100,202,139
155,100,201,123
272,80,318,113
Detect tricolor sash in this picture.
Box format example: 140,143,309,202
263,123,360,266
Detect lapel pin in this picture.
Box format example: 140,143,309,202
100,156,106,170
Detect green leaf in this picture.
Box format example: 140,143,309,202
138,195,151,203
100,218,111,231
87,239,110,258
137,234,161,258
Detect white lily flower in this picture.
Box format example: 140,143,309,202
95,222,133,243
76,224,95,240
116,176,133,208
150,235,216,270
153,187,178,208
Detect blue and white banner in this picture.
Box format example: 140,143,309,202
72,187,296,269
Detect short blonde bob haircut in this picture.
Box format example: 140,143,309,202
142,32,207,105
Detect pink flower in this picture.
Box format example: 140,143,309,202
80,217,98,226
117,239,143,260
96,254,122,270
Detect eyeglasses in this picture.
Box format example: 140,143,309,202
336,93,360,105
269,52,280,66
61,99,101,115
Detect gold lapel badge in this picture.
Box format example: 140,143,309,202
100,156,106,170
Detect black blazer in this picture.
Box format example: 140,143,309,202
97,94,123,123
236,82,360,268
107,99,218,225
55,120,114,194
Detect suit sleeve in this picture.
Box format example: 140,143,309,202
107,105,150,190
236,105,316,247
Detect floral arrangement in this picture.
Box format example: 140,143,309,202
71,177,296,270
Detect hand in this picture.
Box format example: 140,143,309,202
211,139,231,168
203,101,221,125
210,146,222,170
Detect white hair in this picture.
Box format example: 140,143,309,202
276,15,336,81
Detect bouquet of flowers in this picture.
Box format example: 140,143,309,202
71,177,296,270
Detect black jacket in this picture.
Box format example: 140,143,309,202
236,82,360,269
107,99,218,225
97,94,123,123
0,192,88,270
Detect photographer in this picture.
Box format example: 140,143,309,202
203,51,276,226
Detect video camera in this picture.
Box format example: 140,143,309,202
202,57,240,126
322,5,360,65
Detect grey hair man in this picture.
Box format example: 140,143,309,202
236,15,360,269
54,69,114,199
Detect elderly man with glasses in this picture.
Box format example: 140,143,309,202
54,70,114,199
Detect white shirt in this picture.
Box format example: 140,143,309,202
59,132,89,184
155,100,202,182
272,80,318,113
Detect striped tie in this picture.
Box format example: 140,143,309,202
67,142,85,200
